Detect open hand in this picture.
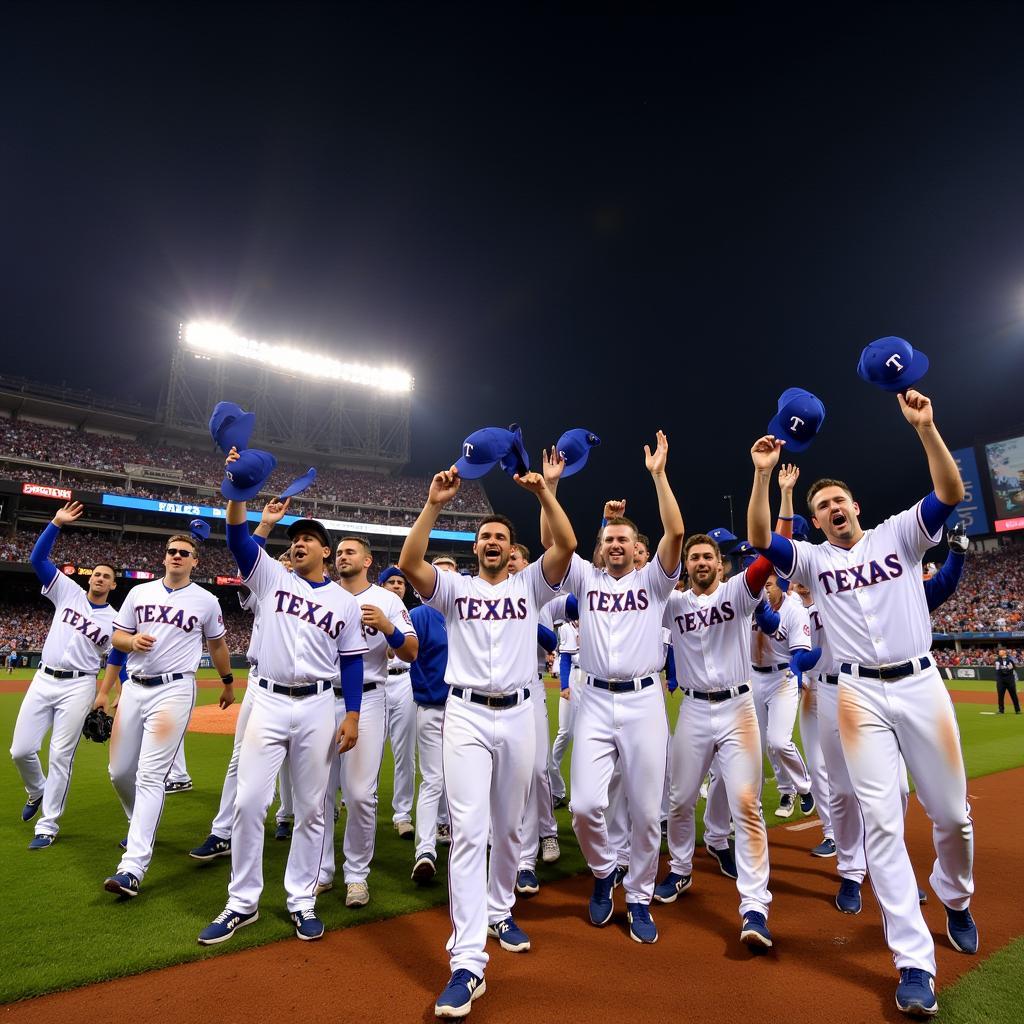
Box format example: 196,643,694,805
513,470,548,495
52,501,85,528
260,497,292,526
644,430,668,475
542,446,566,486
778,463,800,492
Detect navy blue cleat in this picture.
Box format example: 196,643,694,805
487,916,530,952
515,869,539,897
740,911,772,951
612,864,628,889
707,845,738,879
799,791,815,814
189,834,231,861
653,872,692,904
895,968,938,1016
589,871,615,926
918,887,928,905
22,796,42,822
811,837,836,858
626,902,658,943
28,834,55,850
291,909,325,941
435,970,486,1018
835,878,862,915
274,820,292,841
944,905,978,954
103,871,140,897
197,908,258,945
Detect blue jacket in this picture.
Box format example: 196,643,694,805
409,605,449,707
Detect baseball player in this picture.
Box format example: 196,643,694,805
379,566,418,839
748,388,976,1017
316,537,418,908
10,502,118,849
104,531,233,897
409,556,457,885
398,463,575,1020
548,600,581,807
198,480,368,944
542,432,684,945
655,534,775,949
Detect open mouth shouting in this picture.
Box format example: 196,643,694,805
830,509,849,531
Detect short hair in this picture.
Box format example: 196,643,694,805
806,478,854,515
684,534,721,560
637,533,651,550
166,535,198,557
603,516,639,540
93,562,118,577
338,535,373,557
475,515,517,545
432,554,458,568
513,542,530,562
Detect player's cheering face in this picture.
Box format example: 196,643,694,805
506,546,528,575
474,520,513,576
808,484,861,545
382,573,407,599
164,537,198,583
634,539,649,568
335,539,372,581
685,543,721,594
600,521,637,575
87,563,117,602
765,573,786,609
291,531,331,576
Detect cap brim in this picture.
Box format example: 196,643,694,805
454,456,498,480
286,519,332,550
279,467,317,499
221,475,271,502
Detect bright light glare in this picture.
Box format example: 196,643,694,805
182,322,414,392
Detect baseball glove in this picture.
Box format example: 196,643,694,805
948,521,969,554
82,707,114,743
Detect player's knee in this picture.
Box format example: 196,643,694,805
10,741,35,764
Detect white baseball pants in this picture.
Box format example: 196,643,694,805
548,669,581,801
385,671,416,824
837,664,973,975
701,754,733,850
798,679,833,839
168,741,190,784
570,680,668,904
320,686,387,887
443,691,534,977
518,682,558,871
667,690,772,919
752,669,811,796
414,704,447,859
109,675,195,881
227,681,334,914
10,670,95,837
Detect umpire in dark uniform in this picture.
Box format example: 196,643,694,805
993,648,1021,714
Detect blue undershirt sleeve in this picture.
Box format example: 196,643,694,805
758,533,795,577
226,521,261,578
338,653,363,712
107,648,127,668
565,594,579,621
754,600,781,635
665,646,678,693
30,523,60,587
537,624,558,654
558,653,572,690
925,550,965,612
921,491,958,537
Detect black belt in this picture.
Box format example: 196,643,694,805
752,664,787,674
824,674,839,685
588,675,656,693
131,672,186,687
684,683,750,703
451,686,530,709
839,656,931,681
259,677,332,698
387,667,407,675
333,682,379,697
42,665,86,680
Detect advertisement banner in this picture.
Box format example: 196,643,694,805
947,447,989,536
23,482,72,500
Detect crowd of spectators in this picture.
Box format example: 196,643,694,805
930,546,1024,634
0,417,492,513
933,646,1024,668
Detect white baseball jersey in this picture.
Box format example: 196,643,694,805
350,583,416,685
537,593,570,674
806,602,837,675
114,579,225,676
242,548,367,682
558,619,580,666
750,592,811,667
663,572,762,690
39,571,116,673
239,588,261,666
564,552,680,680
780,498,940,666
423,559,561,693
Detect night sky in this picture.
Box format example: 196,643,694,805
5,7,1024,552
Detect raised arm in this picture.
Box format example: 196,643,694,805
898,390,964,506
538,447,566,551
516,470,576,586
398,468,461,599
646,431,684,572
776,463,798,539
748,435,785,550
31,501,87,587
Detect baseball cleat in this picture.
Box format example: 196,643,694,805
944,905,979,954
103,871,140,898
612,864,628,889
895,968,938,1016
395,819,415,840
345,881,370,908
552,795,567,810
197,907,258,945
740,911,773,951
515,869,539,897
118,837,128,850
189,834,231,860
435,970,485,1018
660,818,668,838
28,834,56,850
436,823,452,846
836,878,863,914
799,791,815,815
589,871,616,926
707,845,739,879
918,887,928,905
540,835,560,863
811,837,837,858
164,779,193,794
775,794,796,818
412,852,437,885
314,880,334,896
653,872,692,904
21,796,43,822
626,902,658,944
291,909,325,941
487,916,531,952
274,820,292,841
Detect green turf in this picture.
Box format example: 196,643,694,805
934,936,1024,1024
0,670,1021,1004
944,678,1003,694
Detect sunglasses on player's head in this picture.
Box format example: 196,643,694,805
165,547,195,558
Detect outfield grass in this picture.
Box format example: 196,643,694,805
939,936,1024,1023
0,670,1021,1003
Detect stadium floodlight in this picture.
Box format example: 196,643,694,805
181,321,414,392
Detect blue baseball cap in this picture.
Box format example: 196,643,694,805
378,566,405,587
454,427,516,480
707,526,737,547
209,401,256,456
279,466,317,500
857,336,929,393
767,388,826,454
221,449,277,501
499,423,530,478
188,518,211,543
732,540,758,567
557,428,601,478
791,514,811,541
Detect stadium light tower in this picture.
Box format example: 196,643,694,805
182,321,414,393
